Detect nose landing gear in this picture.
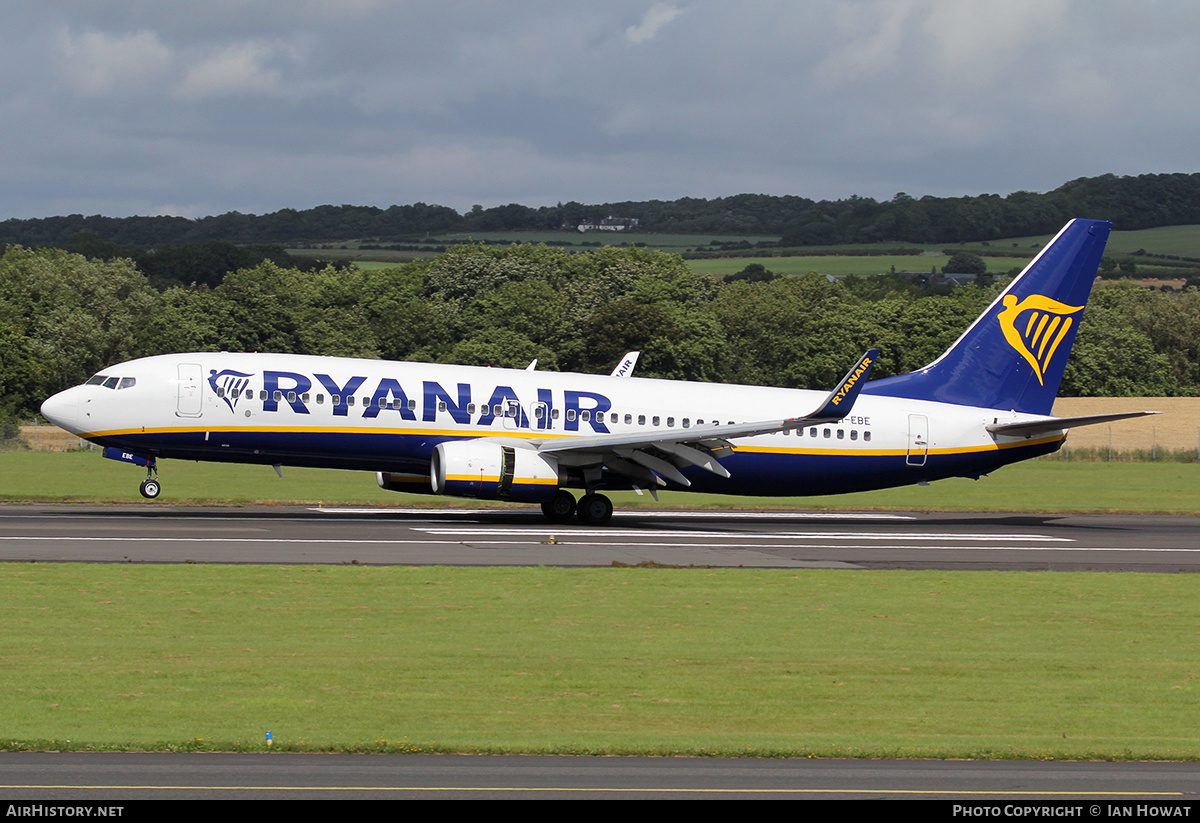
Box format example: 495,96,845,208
138,461,160,499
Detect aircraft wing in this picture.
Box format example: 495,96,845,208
986,411,1160,438
533,349,879,488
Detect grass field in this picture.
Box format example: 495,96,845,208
4,420,1196,758
685,254,1024,278
0,450,1196,513
3,564,1200,759
293,224,1200,278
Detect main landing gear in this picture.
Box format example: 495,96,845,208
540,490,614,526
139,461,160,499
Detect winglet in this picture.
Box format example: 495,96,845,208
807,349,879,422
610,351,640,378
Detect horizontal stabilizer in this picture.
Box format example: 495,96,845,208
986,411,1160,438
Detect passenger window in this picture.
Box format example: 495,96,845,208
653,416,661,426
667,417,675,427
552,409,560,420
823,428,831,438
850,430,858,441
864,431,872,442
810,428,817,437
260,390,267,400
287,391,296,403
683,419,690,428
638,415,646,425
332,395,341,406
216,387,225,398
301,393,310,403
625,414,632,425
467,403,476,414
347,396,356,407
837,429,844,440
274,391,283,401
566,409,577,422
317,394,325,404
581,410,591,422
408,399,417,410
439,401,448,412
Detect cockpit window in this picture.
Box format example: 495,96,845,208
86,375,106,386
102,377,119,389
118,377,136,389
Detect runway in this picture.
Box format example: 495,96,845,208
2,752,1198,800
0,503,1196,571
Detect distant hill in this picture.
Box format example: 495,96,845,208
3,172,1200,249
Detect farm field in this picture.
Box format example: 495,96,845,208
684,254,1023,278
292,223,1200,285
1052,397,1200,457
996,224,1200,259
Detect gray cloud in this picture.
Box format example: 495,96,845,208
2,1,1197,220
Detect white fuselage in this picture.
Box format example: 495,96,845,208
42,351,1062,498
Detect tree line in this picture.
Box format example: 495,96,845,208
2,242,1196,438
5,173,1200,248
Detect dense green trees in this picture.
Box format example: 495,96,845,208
1,243,1196,431
7,173,1200,249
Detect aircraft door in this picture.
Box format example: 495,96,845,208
906,414,928,466
500,399,526,430
176,363,203,418
531,401,551,431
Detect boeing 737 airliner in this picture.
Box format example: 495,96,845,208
41,219,1154,524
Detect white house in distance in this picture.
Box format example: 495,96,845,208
577,216,640,232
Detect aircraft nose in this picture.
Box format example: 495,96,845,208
41,387,81,433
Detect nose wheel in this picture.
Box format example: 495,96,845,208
139,461,160,499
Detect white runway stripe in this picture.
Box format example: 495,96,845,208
413,528,1072,542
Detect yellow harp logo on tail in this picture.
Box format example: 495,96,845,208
997,294,1083,385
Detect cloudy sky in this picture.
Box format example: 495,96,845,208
3,1,1196,220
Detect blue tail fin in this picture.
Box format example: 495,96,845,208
863,218,1111,415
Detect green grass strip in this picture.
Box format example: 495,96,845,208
0,451,1195,514
2,564,1199,759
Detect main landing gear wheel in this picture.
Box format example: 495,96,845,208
541,490,576,522
139,478,161,499
576,493,613,526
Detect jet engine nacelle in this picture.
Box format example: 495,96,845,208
431,440,561,503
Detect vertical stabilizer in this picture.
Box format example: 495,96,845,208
863,218,1111,415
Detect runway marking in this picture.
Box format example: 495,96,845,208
413,528,1073,542
309,508,916,520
